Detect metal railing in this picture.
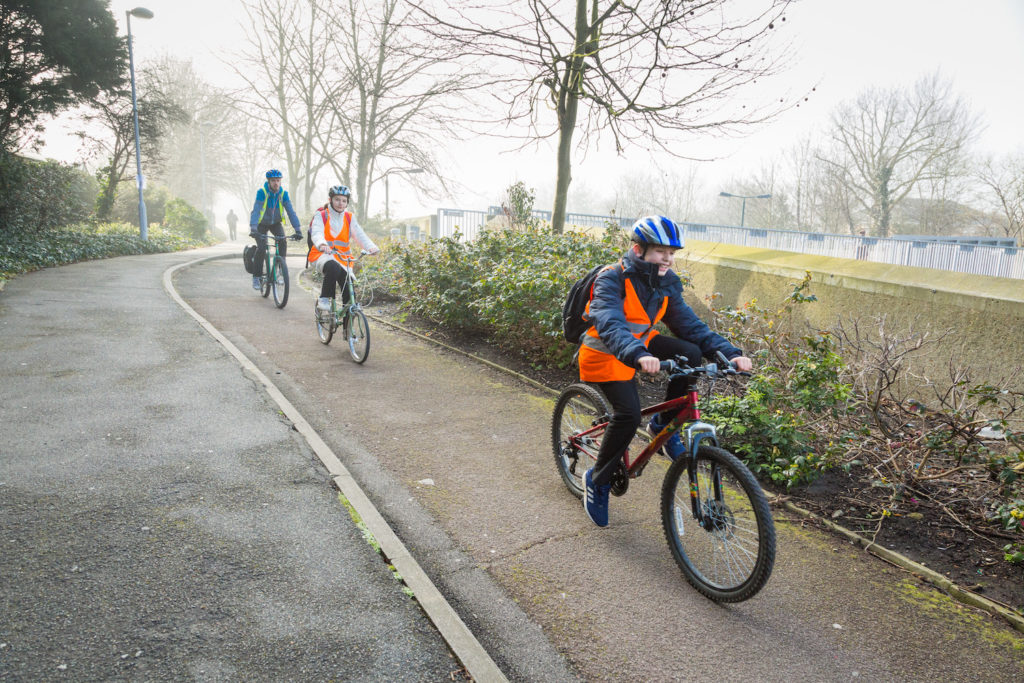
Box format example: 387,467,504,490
433,208,1023,280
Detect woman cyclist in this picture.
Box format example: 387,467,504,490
308,185,380,312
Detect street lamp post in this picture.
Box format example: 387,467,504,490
126,7,154,240
719,191,771,228
384,167,424,221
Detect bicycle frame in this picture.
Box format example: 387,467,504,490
327,266,361,322
567,386,722,523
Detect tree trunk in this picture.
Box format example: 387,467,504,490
95,163,119,221
550,0,590,235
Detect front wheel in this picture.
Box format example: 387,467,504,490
271,255,289,308
551,383,610,499
661,444,775,602
345,308,370,363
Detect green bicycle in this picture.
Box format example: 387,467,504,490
315,251,371,363
252,233,301,308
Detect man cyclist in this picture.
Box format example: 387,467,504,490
307,185,380,312
579,215,753,527
249,169,302,289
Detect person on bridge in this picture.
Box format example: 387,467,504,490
249,169,302,289
579,215,753,528
307,185,379,313
226,209,238,241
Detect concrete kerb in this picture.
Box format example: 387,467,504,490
294,258,1024,635
163,254,509,683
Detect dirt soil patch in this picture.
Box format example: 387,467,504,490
365,300,1024,614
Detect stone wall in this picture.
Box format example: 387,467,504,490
677,240,1024,395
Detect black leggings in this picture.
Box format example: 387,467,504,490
253,223,285,276
590,336,702,487
320,259,350,300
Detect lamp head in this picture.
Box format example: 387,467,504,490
128,7,154,19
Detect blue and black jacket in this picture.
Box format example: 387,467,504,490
249,182,301,231
588,250,742,369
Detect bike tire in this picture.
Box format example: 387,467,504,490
316,305,334,345
260,266,271,298
272,255,289,308
661,444,775,602
551,383,610,499
346,308,370,363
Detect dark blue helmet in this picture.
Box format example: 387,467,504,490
328,185,351,198
630,215,684,249
265,169,283,179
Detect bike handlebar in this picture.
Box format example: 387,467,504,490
657,350,750,379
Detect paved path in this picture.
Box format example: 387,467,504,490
178,251,1023,681
0,247,513,681
3,247,1023,681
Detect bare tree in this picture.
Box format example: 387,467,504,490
144,58,239,219
76,84,186,221
231,0,339,214
975,152,1024,241
820,73,980,238
611,162,704,222
411,0,795,234
320,0,476,224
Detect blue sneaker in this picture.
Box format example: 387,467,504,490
647,415,686,461
252,276,261,290
583,468,610,527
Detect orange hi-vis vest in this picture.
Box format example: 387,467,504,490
578,278,668,382
308,208,354,266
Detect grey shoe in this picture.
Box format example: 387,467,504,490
317,297,332,312
252,276,261,290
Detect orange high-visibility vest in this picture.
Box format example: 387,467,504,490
308,208,354,266
578,278,667,382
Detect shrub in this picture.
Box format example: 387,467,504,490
368,223,624,368
163,197,208,239
0,222,214,280
0,153,95,233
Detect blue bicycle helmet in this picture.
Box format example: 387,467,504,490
265,169,283,179
328,185,351,198
630,215,684,249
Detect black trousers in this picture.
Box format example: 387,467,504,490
320,259,351,300
253,223,286,276
590,336,703,487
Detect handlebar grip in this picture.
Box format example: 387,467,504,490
659,360,676,373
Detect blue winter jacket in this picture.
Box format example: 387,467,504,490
249,182,301,231
588,250,742,369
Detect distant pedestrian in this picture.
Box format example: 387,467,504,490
227,209,238,240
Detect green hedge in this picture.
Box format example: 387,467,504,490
370,226,626,368
0,222,216,280
0,153,96,233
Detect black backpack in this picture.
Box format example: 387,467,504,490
242,244,256,274
561,261,621,344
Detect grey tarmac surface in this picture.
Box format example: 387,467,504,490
177,248,1023,682
3,245,1023,683
0,246,497,681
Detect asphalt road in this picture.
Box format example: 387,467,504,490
3,245,1023,681
0,247,501,681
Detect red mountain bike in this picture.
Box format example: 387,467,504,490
552,354,776,602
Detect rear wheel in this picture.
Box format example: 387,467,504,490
551,383,610,498
271,256,289,308
346,308,370,363
661,444,775,602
